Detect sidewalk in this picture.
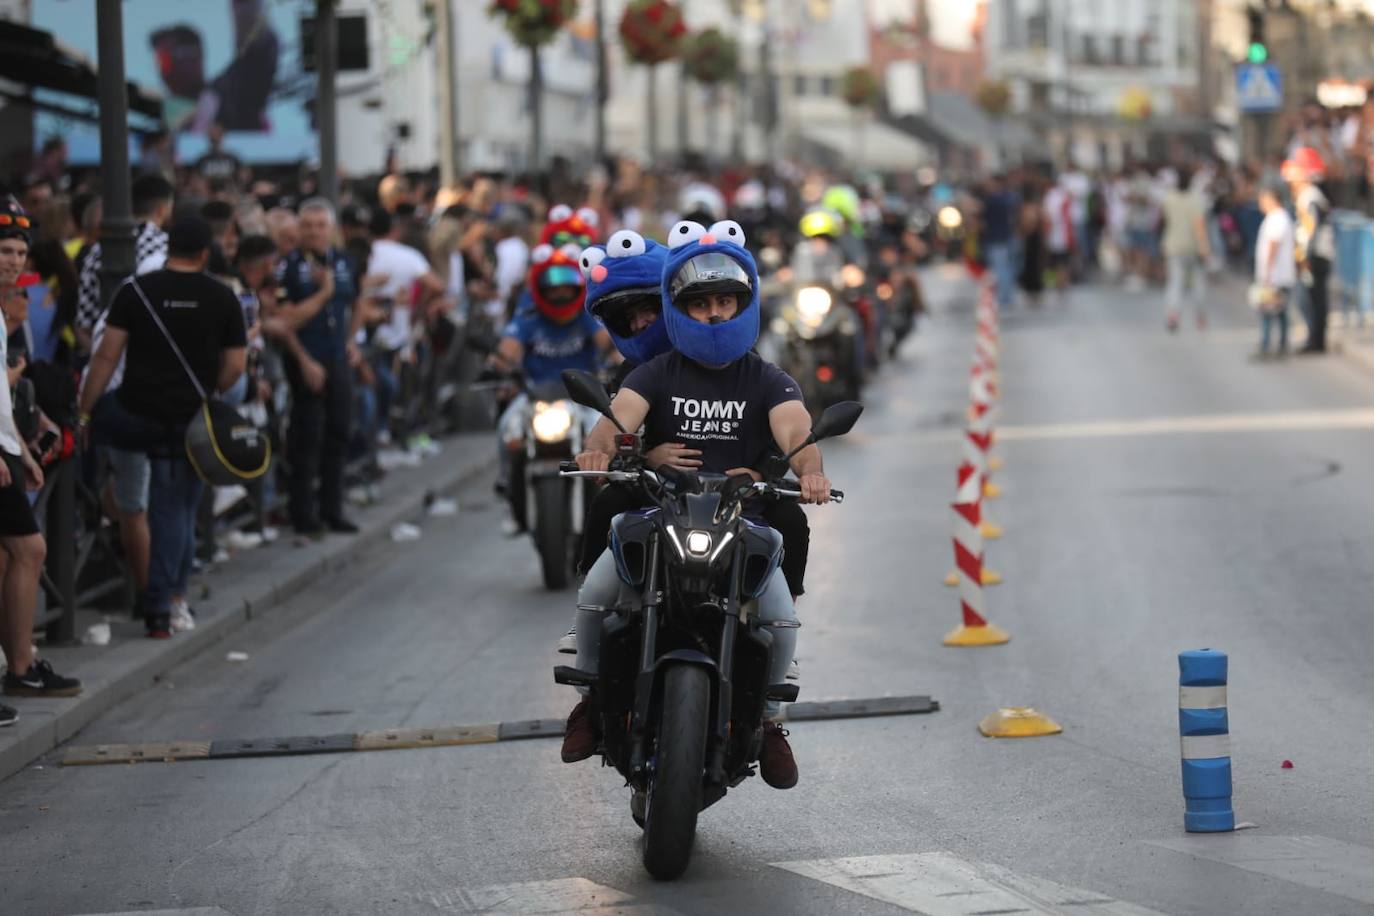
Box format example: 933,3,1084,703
0,434,492,783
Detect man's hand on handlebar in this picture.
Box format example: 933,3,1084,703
575,450,611,473
799,472,833,504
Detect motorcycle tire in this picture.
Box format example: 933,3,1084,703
642,664,710,880
533,477,573,590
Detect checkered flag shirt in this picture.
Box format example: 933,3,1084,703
76,221,169,331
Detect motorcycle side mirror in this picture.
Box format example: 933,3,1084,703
783,401,864,461
561,369,627,433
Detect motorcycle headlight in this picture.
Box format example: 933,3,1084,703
532,401,574,442
685,530,711,557
796,286,832,327
938,206,963,230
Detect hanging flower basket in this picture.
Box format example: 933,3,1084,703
488,0,580,49
841,66,880,109
619,0,687,65
682,27,739,85
975,80,1011,117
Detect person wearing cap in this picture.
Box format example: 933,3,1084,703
1283,146,1335,354
78,215,247,638
563,218,835,790
0,198,81,721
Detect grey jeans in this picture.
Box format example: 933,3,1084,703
574,549,799,718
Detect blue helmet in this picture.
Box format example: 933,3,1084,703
579,232,671,364
660,218,759,367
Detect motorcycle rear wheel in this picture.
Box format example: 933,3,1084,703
642,664,710,880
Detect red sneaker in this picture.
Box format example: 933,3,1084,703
560,699,598,763
759,721,798,789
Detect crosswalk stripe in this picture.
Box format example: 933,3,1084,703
1148,835,1374,906
772,853,1168,916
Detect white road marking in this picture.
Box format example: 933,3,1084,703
772,852,1168,915
997,408,1374,443
420,877,679,914
1148,835,1374,906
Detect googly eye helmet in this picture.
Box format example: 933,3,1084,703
578,230,670,364
538,204,600,249
528,240,588,324
660,218,759,367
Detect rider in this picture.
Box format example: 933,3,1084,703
566,230,812,622
561,218,834,790
489,241,616,534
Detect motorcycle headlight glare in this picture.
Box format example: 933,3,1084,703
686,530,712,557
938,206,963,230
532,401,574,442
841,264,866,288
796,286,832,327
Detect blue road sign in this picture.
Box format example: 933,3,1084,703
1236,64,1283,114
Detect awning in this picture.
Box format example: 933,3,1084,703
796,111,933,172
0,20,162,121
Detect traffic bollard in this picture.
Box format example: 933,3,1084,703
1179,648,1235,833
941,463,1010,647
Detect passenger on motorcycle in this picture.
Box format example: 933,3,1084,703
562,218,833,790
490,242,617,534
568,230,812,619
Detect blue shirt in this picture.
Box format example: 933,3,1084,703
279,248,357,363
980,190,1020,244
501,311,602,385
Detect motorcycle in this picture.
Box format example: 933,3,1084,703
553,368,860,880
505,377,599,590
771,272,865,417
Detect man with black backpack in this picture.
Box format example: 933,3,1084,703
78,216,246,638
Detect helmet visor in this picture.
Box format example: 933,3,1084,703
668,252,751,303
593,287,661,337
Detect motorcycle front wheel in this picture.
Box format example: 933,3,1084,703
533,477,573,590
642,664,710,880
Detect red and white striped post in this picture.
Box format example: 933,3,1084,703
943,461,1011,647
944,451,1002,586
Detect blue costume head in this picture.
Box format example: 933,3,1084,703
660,218,759,367
578,232,671,364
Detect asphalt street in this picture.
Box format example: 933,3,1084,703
6,267,1374,916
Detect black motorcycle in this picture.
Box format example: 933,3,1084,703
553,369,860,880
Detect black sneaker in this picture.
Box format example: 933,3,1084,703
3,659,83,698
324,516,360,534
0,704,16,726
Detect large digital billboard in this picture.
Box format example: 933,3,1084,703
33,0,317,165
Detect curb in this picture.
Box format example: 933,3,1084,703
0,437,492,784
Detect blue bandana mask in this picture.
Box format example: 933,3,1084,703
660,219,759,367
580,233,671,364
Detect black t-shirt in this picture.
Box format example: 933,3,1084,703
106,269,247,424
196,151,242,183
622,351,802,474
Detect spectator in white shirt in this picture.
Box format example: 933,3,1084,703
1252,184,1297,359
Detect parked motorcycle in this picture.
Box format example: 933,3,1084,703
554,368,860,880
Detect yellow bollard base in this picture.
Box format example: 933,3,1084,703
984,482,1003,500
978,707,1063,738
980,520,1004,540
944,568,1004,587
942,622,1012,647
988,456,1004,471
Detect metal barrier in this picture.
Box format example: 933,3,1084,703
1330,210,1373,326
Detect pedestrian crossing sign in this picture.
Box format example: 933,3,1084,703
1236,64,1283,113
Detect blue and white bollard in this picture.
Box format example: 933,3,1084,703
1179,648,1235,833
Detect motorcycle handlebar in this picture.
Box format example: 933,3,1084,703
762,484,845,504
